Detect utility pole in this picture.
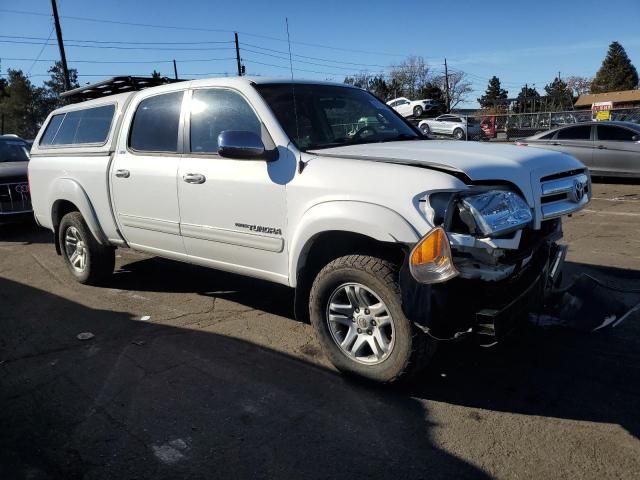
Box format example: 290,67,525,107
444,58,450,113
525,83,528,113
50,0,71,91
234,32,242,76
173,59,178,80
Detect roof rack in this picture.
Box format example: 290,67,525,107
60,76,187,101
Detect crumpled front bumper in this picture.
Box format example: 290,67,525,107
402,241,567,344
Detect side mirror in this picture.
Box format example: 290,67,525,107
218,130,267,160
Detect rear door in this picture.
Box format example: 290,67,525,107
594,124,640,176
111,89,187,257
546,125,594,167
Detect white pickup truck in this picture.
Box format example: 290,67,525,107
29,77,591,383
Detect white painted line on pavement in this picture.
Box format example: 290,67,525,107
583,209,640,217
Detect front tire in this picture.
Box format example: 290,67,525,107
59,212,115,285
419,123,430,135
413,105,424,117
309,255,435,383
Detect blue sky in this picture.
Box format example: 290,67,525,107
1,0,639,107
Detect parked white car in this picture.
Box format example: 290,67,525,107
29,76,590,383
387,97,438,118
419,114,481,140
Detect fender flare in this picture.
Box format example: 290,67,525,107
50,178,109,246
288,201,420,287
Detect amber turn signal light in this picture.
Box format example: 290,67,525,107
409,227,458,284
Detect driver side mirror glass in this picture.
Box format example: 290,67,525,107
218,130,270,160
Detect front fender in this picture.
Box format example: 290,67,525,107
50,178,109,245
288,201,420,286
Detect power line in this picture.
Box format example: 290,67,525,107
27,26,54,75
0,39,236,51
0,34,234,45
0,8,408,57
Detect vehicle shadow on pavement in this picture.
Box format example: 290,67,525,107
111,256,297,320
0,276,489,480
407,261,640,441
0,222,51,245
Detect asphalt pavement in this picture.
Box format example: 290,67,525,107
1,181,639,479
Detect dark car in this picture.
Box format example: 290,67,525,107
0,135,33,224
520,121,640,178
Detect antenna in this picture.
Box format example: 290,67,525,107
285,17,304,172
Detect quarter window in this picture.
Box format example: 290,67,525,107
129,91,184,153
598,125,636,141
189,89,261,154
556,125,591,140
39,104,115,146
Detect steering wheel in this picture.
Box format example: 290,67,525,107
351,126,378,140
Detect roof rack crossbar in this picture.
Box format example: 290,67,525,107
60,76,187,101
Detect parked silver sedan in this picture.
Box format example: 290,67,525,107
520,121,640,177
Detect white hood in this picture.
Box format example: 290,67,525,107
308,140,585,207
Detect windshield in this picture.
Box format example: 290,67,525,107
255,83,421,150
0,139,30,163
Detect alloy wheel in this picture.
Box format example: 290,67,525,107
326,282,395,365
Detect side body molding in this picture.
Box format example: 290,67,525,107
288,201,420,287
49,178,110,245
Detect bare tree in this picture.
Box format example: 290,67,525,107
435,71,473,110
389,56,430,99
565,76,592,97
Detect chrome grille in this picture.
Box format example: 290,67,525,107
539,172,590,220
0,182,32,214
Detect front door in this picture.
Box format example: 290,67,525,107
111,90,186,257
594,124,639,175
177,88,288,283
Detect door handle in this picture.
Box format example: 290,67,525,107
115,169,130,178
182,173,206,184
597,145,606,149
551,142,561,146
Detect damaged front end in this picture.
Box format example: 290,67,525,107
404,172,590,345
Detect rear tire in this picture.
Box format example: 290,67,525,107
59,212,115,285
309,255,435,383
454,128,465,140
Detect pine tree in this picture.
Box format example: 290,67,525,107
478,76,508,109
544,77,573,111
591,41,639,93
514,85,541,113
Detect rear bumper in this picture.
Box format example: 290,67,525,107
0,211,35,225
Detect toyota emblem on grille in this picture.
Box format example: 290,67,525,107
15,184,29,194
571,179,586,203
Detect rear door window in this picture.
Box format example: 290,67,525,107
597,125,636,141
556,125,592,140
40,104,115,146
129,91,184,153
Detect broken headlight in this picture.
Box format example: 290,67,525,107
460,190,532,237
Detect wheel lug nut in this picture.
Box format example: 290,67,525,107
357,328,362,334
355,308,360,313
371,320,376,326
367,330,372,335
365,309,370,314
